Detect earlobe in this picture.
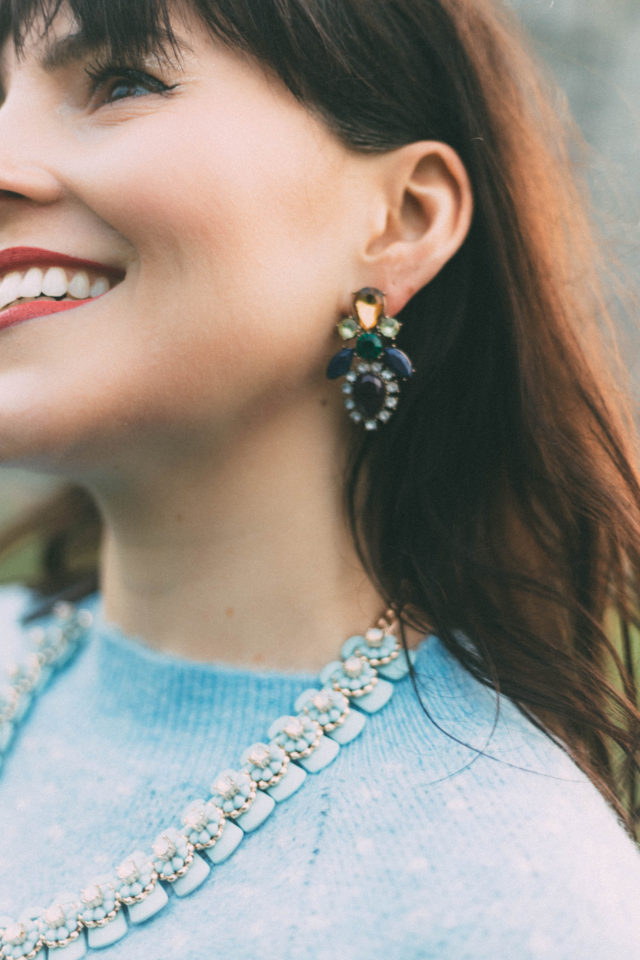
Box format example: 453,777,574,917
362,141,473,315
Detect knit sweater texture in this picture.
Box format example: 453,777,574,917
0,585,639,959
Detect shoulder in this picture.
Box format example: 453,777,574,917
319,634,640,957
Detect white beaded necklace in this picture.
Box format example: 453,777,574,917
0,601,415,960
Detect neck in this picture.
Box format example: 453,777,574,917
94,402,385,672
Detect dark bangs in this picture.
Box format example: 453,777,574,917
0,0,463,152
0,0,180,60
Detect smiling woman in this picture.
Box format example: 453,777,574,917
0,1,639,958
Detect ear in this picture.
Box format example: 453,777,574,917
360,141,473,316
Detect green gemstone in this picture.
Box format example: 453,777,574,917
337,317,359,340
378,316,401,339
356,332,383,359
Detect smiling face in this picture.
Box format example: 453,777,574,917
0,3,370,479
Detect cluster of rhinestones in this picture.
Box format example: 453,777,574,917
0,603,411,959
210,770,257,819
326,287,413,430
152,828,195,883
39,900,82,949
1,917,40,959
181,798,225,850
353,627,400,667
327,654,378,697
270,715,322,760
342,362,400,429
78,880,119,928
242,742,289,789
115,851,157,905
298,688,350,732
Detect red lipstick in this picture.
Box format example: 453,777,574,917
0,298,96,331
0,246,122,276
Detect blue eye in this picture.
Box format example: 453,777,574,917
106,76,157,102
84,62,175,105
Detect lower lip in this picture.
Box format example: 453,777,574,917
0,298,96,331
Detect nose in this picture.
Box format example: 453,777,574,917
0,73,65,205
0,161,63,204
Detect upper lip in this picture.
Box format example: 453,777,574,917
0,246,125,281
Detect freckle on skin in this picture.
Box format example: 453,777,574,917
225,607,234,618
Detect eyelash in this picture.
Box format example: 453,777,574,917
83,59,177,105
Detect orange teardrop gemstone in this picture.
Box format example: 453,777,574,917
353,287,385,331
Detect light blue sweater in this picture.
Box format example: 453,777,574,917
0,585,639,959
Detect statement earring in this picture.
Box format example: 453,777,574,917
326,288,414,430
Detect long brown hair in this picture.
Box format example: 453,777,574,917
1,0,639,835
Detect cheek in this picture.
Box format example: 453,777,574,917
77,89,351,297
76,109,350,390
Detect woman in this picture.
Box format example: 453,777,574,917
0,0,638,957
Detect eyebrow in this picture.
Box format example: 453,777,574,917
40,32,104,72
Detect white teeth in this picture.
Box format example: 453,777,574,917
90,277,109,297
0,272,22,310
42,266,68,298
0,265,116,311
68,270,91,299
18,267,44,299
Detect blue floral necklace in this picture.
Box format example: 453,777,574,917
0,601,414,959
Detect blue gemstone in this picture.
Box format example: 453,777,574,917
384,347,413,378
326,348,354,380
